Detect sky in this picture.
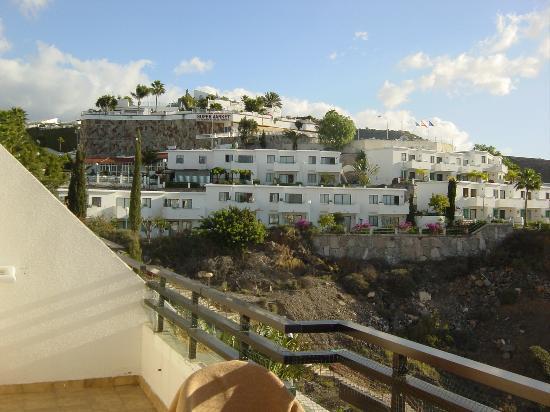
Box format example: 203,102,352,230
0,0,549,158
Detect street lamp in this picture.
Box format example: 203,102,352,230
377,115,389,140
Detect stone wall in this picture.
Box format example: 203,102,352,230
312,224,513,264
81,119,213,155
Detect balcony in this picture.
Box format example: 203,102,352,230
272,162,301,172
113,247,550,412
313,162,341,173
161,206,205,220
433,162,459,172
318,202,361,214
277,201,310,213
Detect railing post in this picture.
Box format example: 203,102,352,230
239,314,250,360
188,292,199,359
155,276,166,333
391,353,407,412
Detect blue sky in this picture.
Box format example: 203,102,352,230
0,0,549,158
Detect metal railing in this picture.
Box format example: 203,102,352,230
105,242,550,411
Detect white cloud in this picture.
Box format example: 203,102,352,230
328,52,338,61
0,19,11,54
380,7,550,108
0,41,158,120
173,57,213,75
12,0,50,17
399,52,432,70
378,80,416,109
354,31,368,41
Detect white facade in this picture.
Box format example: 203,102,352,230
166,148,342,186
366,147,508,185
416,181,550,223
58,184,409,231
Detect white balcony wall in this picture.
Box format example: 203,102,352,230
0,145,148,385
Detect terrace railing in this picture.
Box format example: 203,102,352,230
105,241,550,411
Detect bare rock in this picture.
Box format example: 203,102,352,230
418,291,432,303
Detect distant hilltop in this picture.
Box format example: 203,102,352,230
356,128,424,141
509,156,550,183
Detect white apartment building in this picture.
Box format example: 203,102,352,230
366,147,508,185
166,149,342,186
416,181,550,223
57,185,409,234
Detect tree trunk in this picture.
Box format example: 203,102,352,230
524,193,528,228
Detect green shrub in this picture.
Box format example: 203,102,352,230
401,314,454,349
498,288,519,305
318,214,336,231
199,207,266,251
529,346,550,380
386,269,416,298
341,272,370,295
127,232,142,261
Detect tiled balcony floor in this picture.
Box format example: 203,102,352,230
0,384,157,412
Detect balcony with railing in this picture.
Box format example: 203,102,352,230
110,247,550,412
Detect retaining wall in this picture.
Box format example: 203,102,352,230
312,224,514,264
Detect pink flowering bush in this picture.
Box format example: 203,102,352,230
294,218,311,231
398,221,413,232
351,222,371,233
426,222,443,234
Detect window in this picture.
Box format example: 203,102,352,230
368,216,379,226
382,195,399,205
199,156,206,164
267,155,275,164
321,157,336,164
430,156,435,163
409,171,416,179
91,197,102,207
278,174,294,184
307,174,317,185
308,156,316,164
429,173,435,181
546,210,550,218
334,194,351,205
481,156,486,163
279,156,295,164
175,155,184,164
269,193,279,203
142,198,151,208
381,216,400,227
369,195,378,204
409,154,416,161
401,153,407,161
436,157,442,164
470,189,477,197
269,214,279,225
463,188,469,197
500,190,506,199
163,199,179,208
493,208,499,218
464,159,469,165
235,192,253,203
521,191,525,199
456,158,461,165
546,193,549,199
225,154,233,162
219,192,230,202
238,155,253,163
181,199,192,209
320,194,330,204
265,173,274,183
117,197,131,208
493,190,499,199
527,192,532,200
285,194,302,204
436,174,443,181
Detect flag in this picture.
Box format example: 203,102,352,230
429,121,434,126
421,120,428,127
415,122,420,126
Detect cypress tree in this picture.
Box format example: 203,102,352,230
128,129,142,233
67,147,87,218
446,178,457,225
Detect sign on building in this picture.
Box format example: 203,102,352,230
196,114,232,121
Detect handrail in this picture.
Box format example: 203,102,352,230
106,241,550,409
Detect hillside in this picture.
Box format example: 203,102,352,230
357,128,424,141
509,156,550,183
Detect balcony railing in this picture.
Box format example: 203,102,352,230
105,243,550,411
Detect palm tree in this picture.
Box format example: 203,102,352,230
95,95,117,113
353,150,379,186
514,168,542,228
57,136,64,152
150,80,165,111
131,84,150,109
263,91,282,108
